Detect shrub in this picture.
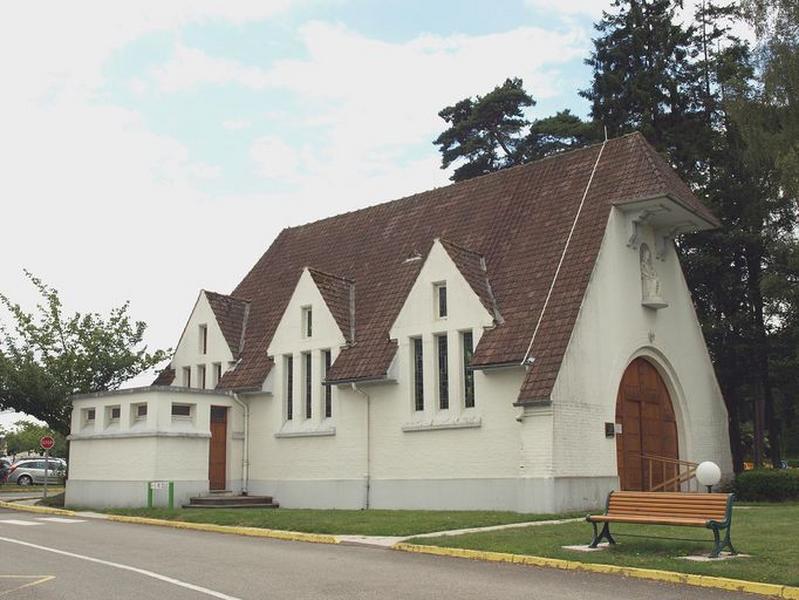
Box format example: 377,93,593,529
734,469,799,502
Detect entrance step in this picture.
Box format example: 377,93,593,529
184,494,279,509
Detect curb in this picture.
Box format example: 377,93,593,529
103,514,340,545
0,500,76,517
393,543,799,599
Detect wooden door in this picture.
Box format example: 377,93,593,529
209,406,227,491
615,358,679,490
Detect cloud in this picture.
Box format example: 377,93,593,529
223,119,253,130
250,136,301,179
158,22,587,185
0,1,308,389
524,0,608,17
0,7,589,394
154,44,271,92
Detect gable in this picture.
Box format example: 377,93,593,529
389,239,495,339
165,291,236,383
267,268,347,357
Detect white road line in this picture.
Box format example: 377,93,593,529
35,517,87,524
0,536,244,600
0,520,42,526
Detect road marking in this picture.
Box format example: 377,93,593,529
0,536,243,600
0,520,42,526
0,575,55,597
36,517,86,524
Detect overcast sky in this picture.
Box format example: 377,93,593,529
0,0,736,430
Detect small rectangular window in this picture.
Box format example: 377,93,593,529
413,337,424,412
171,404,191,417
436,334,449,410
198,364,206,390
435,283,447,318
183,366,192,388
86,408,96,421
302,306,313,338
303,352,312,419
323,350,332,418
199,324,208,354
213,362,223,385
462,331,475,408
110,406,121,420
285,355,294,421
137,403,148,418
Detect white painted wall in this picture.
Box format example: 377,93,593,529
69,217,733,512
244,242,535,509
66,388,244,508
170,292,236,389
549,208,733,493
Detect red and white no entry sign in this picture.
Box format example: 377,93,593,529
40,436,55,450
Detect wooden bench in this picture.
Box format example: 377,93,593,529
586,491,736,558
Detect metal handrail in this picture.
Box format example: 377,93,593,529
638,453,699,492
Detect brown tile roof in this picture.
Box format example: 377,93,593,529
194,132,715,401
152,366,175,386
205,291,250,358
308,268,355,343
439,238,503,324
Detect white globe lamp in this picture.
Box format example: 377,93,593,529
696,461,722,493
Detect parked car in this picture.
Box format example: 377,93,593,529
0,458,11,483
6,458,65,485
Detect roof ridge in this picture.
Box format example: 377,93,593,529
280,134,636,234
631,133,668,193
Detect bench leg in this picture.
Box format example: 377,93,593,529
709,525,735,558
588,522,616,548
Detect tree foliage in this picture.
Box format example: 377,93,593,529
433,0,799,469
0,272,170,435
434,79,601,181
1,420,67,458
434,78,535,181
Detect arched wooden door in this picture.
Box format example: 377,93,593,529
615,358,679,491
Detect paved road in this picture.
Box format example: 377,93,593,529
0,508,760,600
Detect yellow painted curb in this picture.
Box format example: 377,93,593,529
393,543,799,599
0,500,76,517
0,499,337,544
104,514,339,545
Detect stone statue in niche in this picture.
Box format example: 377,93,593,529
640,243,668,309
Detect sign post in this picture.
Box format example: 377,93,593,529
40,436,55,499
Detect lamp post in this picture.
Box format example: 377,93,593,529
696,461,722,493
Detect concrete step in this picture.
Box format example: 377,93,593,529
186,494,275,507
182,502,280,509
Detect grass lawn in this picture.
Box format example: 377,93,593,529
407,502,799,587
0,483,64,493
99,507,576,537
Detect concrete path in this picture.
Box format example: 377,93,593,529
338,516,583,548
0,507,760,599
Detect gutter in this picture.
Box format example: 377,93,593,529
326,375,387,386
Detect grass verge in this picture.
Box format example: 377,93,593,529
0,483,64,492
406,502,799,587
99,508,576,537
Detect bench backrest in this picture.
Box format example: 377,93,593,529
607,491,732,521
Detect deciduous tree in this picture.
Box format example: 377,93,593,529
0,271,170,436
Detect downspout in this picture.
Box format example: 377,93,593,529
352,383,370,509
230,392,250,496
